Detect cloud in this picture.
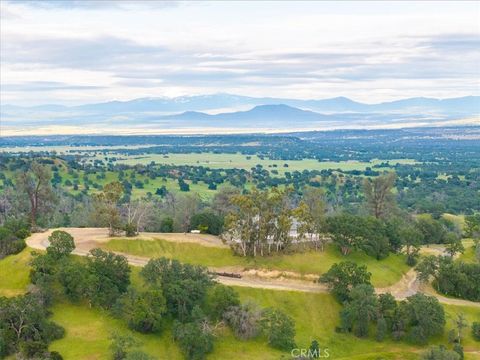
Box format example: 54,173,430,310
2,81,105,91
2,35,169,69
1,1,479,105
6,0,179,10
418,33,480,52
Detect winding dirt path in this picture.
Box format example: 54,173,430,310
26,228,480,307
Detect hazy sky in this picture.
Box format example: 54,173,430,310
1,0,479,106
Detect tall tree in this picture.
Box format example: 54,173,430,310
453,313,468,344
363,172,397,219
299,186,327,250
326,214,365,255
400,225,423,265
341,284,378,337
319,261,371,302
92,181,124,236
16,162,54,229
445,233,464,258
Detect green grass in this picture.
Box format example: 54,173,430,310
0,247,32,297
49,301,182,360
103,238,410,287
48,287,480,360
1,247,478,360
101,152,417,174
1,153,418,201
458,241,478,263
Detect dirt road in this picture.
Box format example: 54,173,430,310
26,228,480,307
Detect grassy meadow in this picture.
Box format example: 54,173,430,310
96,152,417,173
0,151,418,202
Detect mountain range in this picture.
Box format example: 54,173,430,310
3,94,479,114
1,94,478,135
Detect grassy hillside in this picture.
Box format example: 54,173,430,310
1,248,479,360
0,248,32,297
103,238,410,287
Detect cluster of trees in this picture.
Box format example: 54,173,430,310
223,173,463,264
30,230,131,309
223,187,325,256
0,231,72,359
140,257,296,358
2,131,479,235
416,256,480,301
0,291,65,359
0,219,29,258
320,261,448,345
22,229,297,359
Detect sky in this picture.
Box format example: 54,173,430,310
1,0,479,106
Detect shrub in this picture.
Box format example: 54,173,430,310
124,223,137,237
173,320,214,360
160,217,174,233
115,288,167,333
190,212,223,235
46,230,75,259
422,345,460,360
207,285,240,321
319,261,371,302
0,226,26,258
472,322,480,341
15,228,31,240
261,308,296,350
223,302,261,340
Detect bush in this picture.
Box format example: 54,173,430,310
115,288,167,333
15,228,31,240
223,302,261,340
48,351,64,360
406,254,418,266
319,261,371,302
453,343,464,360
173,320,214,360
422,345,460,360
160,217,174,233
261,308,296,351
124,223,137,237
472,322,480,341
190,212,224,235
207,285,240,321
46,230,75,259
0,226,26,258
19,340,48,358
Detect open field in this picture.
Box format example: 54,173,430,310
94,152,418,173
0,145,417,173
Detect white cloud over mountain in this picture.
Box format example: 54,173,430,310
1,1,479,106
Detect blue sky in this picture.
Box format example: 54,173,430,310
1,0,479,105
